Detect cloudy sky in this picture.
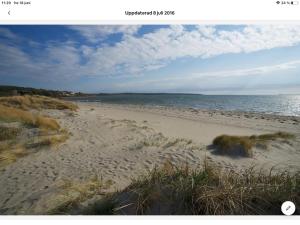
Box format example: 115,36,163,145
1,25,300,94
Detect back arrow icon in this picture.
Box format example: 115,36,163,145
8,10,10,15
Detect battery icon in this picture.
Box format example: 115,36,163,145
291,1,299,4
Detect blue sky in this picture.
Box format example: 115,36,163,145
1,25,300,94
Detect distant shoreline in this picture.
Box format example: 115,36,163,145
1,85,299,116
2,85,300,97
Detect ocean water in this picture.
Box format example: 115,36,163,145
70,94,300,117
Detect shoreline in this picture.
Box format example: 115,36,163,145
65,93,300,118
69,99,300,119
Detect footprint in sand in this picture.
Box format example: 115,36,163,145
128,165,134,170
145,160,152,165
119,166,128,171
107,170,114,174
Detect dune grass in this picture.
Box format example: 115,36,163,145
43,133,69,146
0,104,60,130
0,130,69,167
212,132,295,157
0,95,78,111
0,126,21,141
41,177,113,215
0,104,35,125
0,146,27,166
0,95,77,130
35,116,60,130
27,133,70,149
0,126,24,166
250,132,295,141
82,162,299,215
0,105,65,166
0,95,75,167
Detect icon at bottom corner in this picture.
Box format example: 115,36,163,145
281,201,296,215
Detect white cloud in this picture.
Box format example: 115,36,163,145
0,42,83,81
80,24,300,76
68,25,141,43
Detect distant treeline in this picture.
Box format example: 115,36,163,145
0,86,88,98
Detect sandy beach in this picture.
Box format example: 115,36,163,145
0,102,299,214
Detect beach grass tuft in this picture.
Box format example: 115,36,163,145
33,133,69,148
213,135,254,157
0,146,27,166
35,116,60,131
212,132,295,157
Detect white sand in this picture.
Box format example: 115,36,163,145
0,102,299,214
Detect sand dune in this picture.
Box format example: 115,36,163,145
0,102,299,214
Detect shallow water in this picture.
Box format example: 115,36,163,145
69,94,300,117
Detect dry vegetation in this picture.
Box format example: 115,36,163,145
0,95,78,111
0,132,69,167
0,95,76,167
80,162,299,215
0,126,26,166
0,145,27,167
0,126,21,141
212,132,295,157
0,104,60,130
35,177,113,215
